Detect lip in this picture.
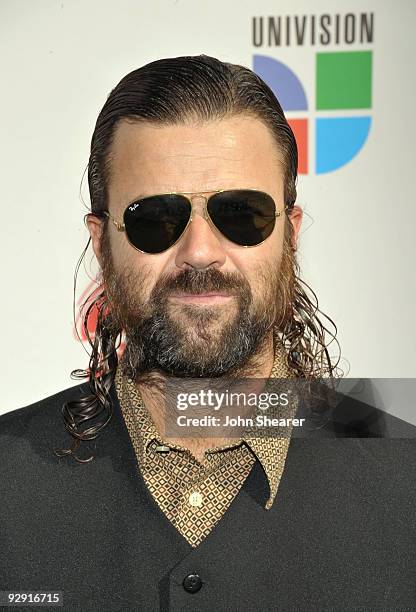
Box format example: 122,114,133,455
169,292,234,303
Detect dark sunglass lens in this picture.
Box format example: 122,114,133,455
123,195,191,253
207,190,277,246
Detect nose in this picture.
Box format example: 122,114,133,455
174,198,227,270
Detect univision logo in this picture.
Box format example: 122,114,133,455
253,51,372,174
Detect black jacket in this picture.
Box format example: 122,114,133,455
1,382,415,611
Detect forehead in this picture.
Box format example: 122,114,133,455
107,115,284,208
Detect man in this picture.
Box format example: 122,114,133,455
1,55,415,611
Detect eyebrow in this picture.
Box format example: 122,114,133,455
123,187,273,208
124,189,221,206
123,193,151,208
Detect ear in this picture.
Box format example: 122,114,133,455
85,214,104,268
287,205,303,250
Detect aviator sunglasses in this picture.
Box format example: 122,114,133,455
96,189,288,255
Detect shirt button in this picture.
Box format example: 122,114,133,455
154,444,170,454
183,573,203,593
188,491,203,507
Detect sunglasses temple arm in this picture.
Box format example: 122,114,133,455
100,211,125,231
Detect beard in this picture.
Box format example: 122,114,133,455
100,228,295,382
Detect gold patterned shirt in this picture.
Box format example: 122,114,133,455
115,329,296,547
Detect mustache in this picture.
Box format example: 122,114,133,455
151,268,250,299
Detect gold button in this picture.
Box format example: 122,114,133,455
188,491,203,507
154,444,170,454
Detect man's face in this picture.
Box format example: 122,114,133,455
88,115,302,379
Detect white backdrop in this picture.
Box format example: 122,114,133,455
1,0,415,415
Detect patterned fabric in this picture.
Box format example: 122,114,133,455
115,326,297,547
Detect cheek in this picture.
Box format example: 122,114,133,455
108,231,131,268
107,233,160,295
234,229,283,277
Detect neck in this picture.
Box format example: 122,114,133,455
135,330,276,463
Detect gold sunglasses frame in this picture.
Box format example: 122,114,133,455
100,188,288,254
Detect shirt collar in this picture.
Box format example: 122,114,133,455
115,326,295,510
243,330,296,509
